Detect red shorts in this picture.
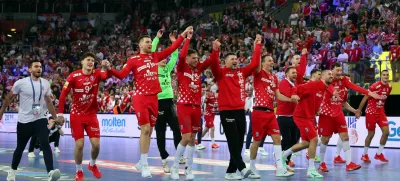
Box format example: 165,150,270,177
251,110,280,141
293,116,318,142
70,114,100,141
133,95,158,127
204,113,215,128
318,113,347,136
177,104,201,134
366,113,388,131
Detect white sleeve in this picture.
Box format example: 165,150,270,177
44,79,52,96
11,80,21,95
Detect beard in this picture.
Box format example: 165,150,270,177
33,72,42,78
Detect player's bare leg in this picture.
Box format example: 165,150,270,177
74,139,85,181
361,131,375,162
201,127,209,137
137,123,153,178
171,132,196,180
339,132,361,171
88,138,102,179
365,126,389,162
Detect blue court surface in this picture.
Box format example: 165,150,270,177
0,132,398,181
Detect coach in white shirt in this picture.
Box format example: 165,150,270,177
0,60,63,181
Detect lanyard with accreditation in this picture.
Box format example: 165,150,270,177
30,77,42,116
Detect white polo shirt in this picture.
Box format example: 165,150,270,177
12,77,52,123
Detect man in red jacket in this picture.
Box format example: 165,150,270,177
209,35,262,180
283,69,336,178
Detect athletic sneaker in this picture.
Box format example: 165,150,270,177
361,154,371,163
318,162,329,172
28,152,36,158
48,169,61,181
75,170,84,181
346,162,361,171
258,147,268,156
162,159,170,173
135,160,143,171
307,168,323,178
7,170,16,181
170,166,179,180
314,155,321,162
197,144,206,150
212,143,220,149
224,173,242,180
240,168,252,179
88,163,102,178
374,153,389,162
184,167,194,180
54,147,61,153
141,164,152,178
248,167,261,179
276,167,294,177
334,155,346,163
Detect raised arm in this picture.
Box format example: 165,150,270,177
166,33,179,72
176,38,191,72
296,48,308,85
242,35,262,77
209,40,222,80
151,30,163,52
199,44,220,72
154,26,193,62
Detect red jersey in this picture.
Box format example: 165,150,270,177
292,80,333,119
320,76,368,117
366,81,392,115
204,92,218,115
253,70,278,110
58,69,110,115
276,79,296,116
176,39,217,106
389,45,400,61
110,36,184,96
120,94,131,112
210,44,261,111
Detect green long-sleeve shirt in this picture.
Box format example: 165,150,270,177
152,37,178,100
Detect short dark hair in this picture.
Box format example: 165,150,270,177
261,55,272,63
285,66,296,74
80,52,96,61
29,60,41,68
224,52,236,61
382,70,389,74
187,49,198,56
139,35,151,43
331,63,342,70
310,69,321,76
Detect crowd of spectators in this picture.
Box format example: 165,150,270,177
0,0,399,114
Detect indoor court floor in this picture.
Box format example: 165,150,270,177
0,132,398,181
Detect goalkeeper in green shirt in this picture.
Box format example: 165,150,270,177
152,30,185,173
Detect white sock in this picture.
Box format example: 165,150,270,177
173,144,187,167
76,164,82,172
250,159,256,169
274,145,283,168
317,137,321,146
90,159,96,166
308,158,315,169
377,144,384,154
140,154,148,165
320,144,327,163
186,145,195,168
342,141,351,165
336,138,343,156
211,138,215,143
363,146,369,155
283,148,293,159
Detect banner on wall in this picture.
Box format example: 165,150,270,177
1,113,399,148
